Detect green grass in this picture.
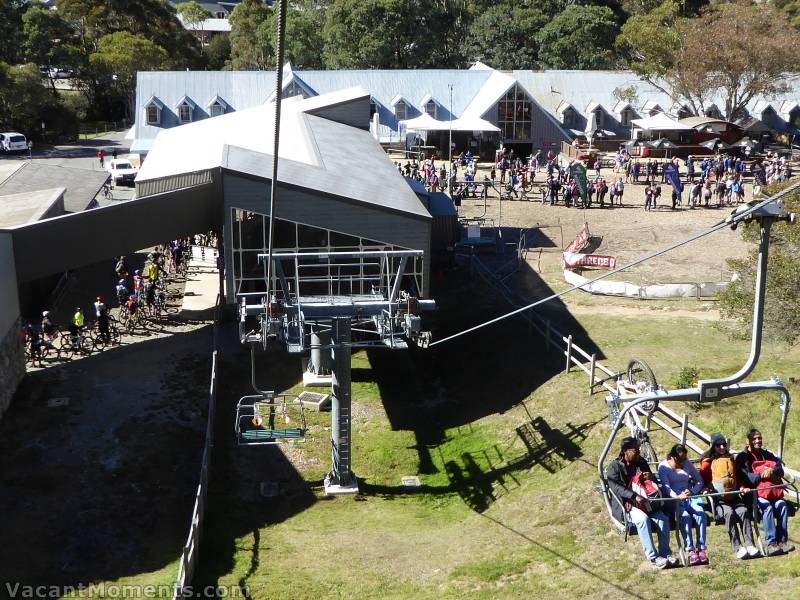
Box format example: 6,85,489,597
185,311,800,599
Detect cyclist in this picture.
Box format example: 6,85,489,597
95,296,110,341
143,279,156,315
24,322,42,366
132,269,143,297
69,307,86,350
115,255,129,279
41,310,58,346
125,294,139,324
147,258,160,285
116,279,130,305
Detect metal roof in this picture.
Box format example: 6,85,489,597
137,92,430,219
0,162,107,213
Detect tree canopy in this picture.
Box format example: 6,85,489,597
536,5,620,69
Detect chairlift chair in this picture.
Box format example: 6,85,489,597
235,392,307,445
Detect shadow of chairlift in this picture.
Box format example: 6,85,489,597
235,392,307,445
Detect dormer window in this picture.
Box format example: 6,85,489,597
147,105,159,125
620,107,635,127
593,107,605,129
561,107,575,128
175,95,197,124
395,101,407,121
144,96,164,126
425,100,437,118
207,95,229,118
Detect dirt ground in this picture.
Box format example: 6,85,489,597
458,162,752,286
0,259,214,586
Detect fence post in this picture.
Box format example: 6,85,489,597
680,413,689,446
589,353,596,396
565,334,573,373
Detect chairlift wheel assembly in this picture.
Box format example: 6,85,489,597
626,358,659,414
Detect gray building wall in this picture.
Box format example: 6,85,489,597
222,172,432,299
307,97,371,131
0,232,24,418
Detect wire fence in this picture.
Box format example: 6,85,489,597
173,269,224,596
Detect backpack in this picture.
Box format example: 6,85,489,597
711,456,736,498
752,459,784,502
629,470,661,513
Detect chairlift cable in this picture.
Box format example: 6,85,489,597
429,180,800,348
265,0,289,303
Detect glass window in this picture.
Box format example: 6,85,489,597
146,105,159,125
395,101,406,121
496,85,531,140
179,104,192,123
425,101,437,118
594,108,604,129
210,103,224,118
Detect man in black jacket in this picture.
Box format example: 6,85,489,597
735,428,794,556
606,436,675,569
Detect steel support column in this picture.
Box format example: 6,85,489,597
325,317,358,494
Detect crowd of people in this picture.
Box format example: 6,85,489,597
395,143,795,211
606,428,793,569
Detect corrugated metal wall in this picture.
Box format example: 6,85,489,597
136,169,214,198
307,98,371,131
8,182,219,282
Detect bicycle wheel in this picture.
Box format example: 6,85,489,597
627,358,659,413
40,341,60,362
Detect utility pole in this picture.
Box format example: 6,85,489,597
448,83,453,197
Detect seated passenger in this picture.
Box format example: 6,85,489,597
606,436,676,569
658,444,708,565
735,428,795,556
699,433,759,559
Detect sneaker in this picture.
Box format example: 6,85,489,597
736,546,748,560
746,545,760,558
698,549,709,565
688,550,700,566
666,556,680,568
767,544,784,557
651,556,669,569
780,542,795,554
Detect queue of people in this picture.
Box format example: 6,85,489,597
606,429,794,569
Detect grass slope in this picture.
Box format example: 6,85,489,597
196,312,800,599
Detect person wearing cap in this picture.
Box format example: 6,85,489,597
606,436,675,569
699,433,759,559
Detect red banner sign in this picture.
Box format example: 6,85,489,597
562,252,617,269
564,222,591,253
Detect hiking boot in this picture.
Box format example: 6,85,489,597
767,544,784,557
780,542,795,554
698,549,709,565
651,556,669,569
688,550,700,566
736,546,748,560
746,545,760,558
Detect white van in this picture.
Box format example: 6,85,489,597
0,132,28,152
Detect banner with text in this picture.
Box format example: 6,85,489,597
562,252,617,270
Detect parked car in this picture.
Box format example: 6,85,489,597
106,158,138,185
0,132,28,152
47,67,75,79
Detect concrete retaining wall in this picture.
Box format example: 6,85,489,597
0,316,24,418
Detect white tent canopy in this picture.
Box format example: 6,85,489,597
400,113,500,133
631,113,693,131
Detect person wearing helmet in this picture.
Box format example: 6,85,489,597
116,279,130,305
132,270,143,296
41,310,57,344
69,307,85,350
94,296,106,318
147,259,159,284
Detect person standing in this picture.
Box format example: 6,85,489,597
98,149,105,168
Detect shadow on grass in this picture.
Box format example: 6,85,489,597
195,335,317,591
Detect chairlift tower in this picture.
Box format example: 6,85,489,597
237,249,434,495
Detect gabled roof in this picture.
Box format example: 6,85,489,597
137,92,430,220
585,101,605,114
419,93,438,107
390,94,410,107
752,100,774,115
613,101,636,115
206,95,229,109
144,95,164,110
175,95,197,109
642,100,662,112
556,100,574,114
780,100,800,115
